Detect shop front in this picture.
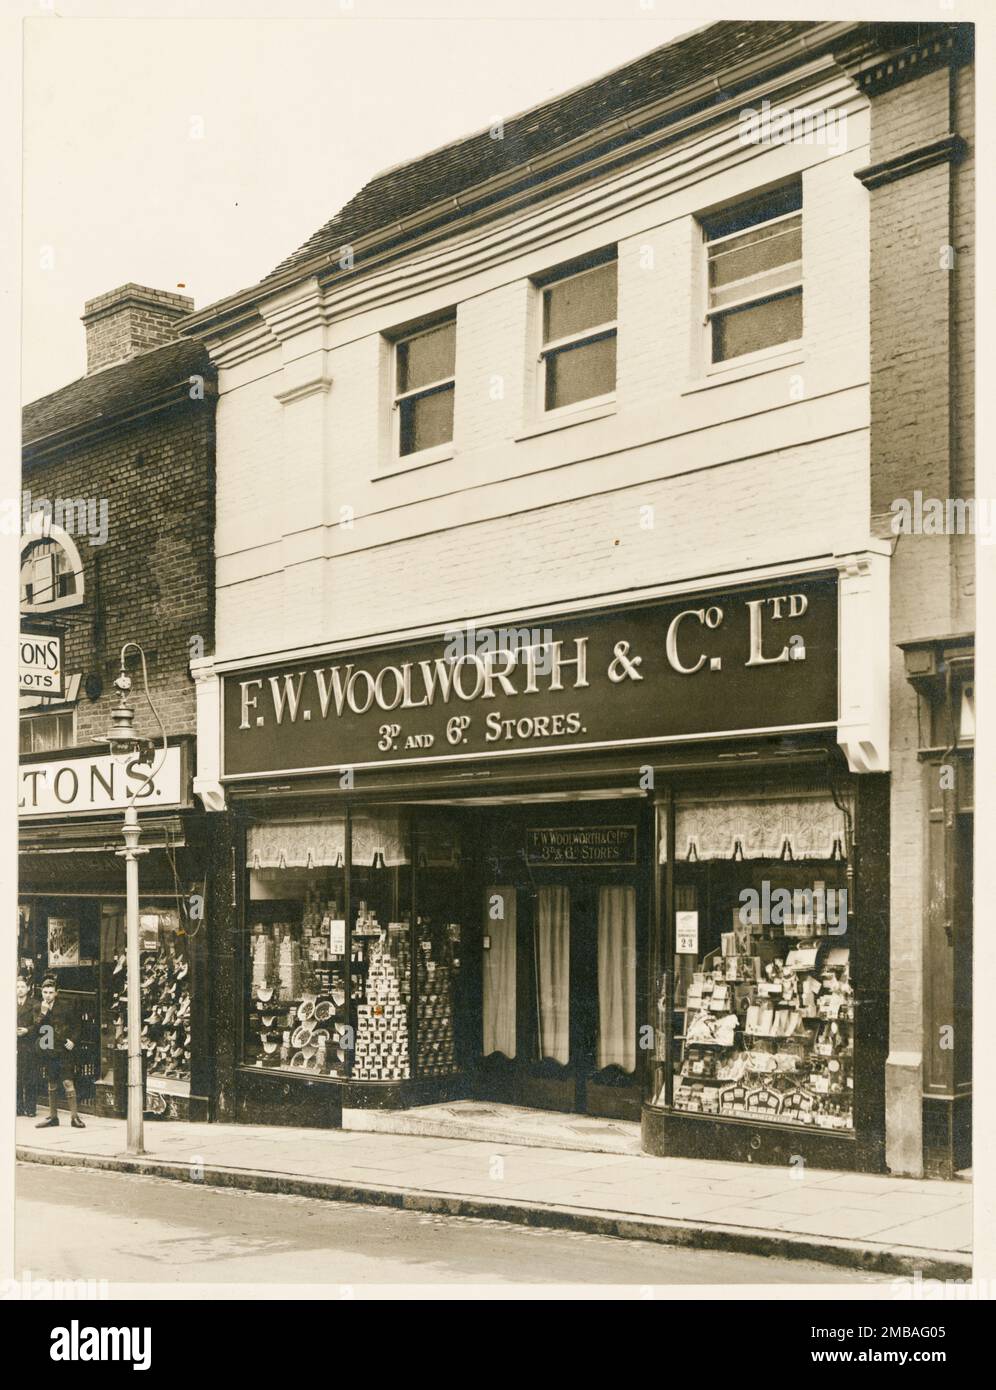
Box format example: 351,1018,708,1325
17,739,213,1121
211,557,891,1169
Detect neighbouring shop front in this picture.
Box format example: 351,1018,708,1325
211,560,891,1170
17,739,212,1121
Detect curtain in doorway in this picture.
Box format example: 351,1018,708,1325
597,886,636,1073
535,885,570,1065
482,885,516,1059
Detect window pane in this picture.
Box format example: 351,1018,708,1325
24,551,54,605
245,828,351,1080
20,539,76,606
397,322,455,393
54,548,76,598
709,217,801,292
712,290,802,362
710,259,801,312
20,721,33,754
31,716,61,753
545,333,616,410
702,182,802,241
399,384,454,455
666,858,853,1132
543,262,617,343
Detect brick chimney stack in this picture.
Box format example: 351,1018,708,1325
81,284,194,374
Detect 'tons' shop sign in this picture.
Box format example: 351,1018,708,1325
18,748,183,817
19,624,63,696
223,574,838,778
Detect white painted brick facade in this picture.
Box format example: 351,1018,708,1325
212,100,873,663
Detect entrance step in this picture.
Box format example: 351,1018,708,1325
342,1100,643,1155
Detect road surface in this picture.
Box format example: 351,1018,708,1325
16,1162,889,1290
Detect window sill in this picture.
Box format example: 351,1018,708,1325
515,397,617,442
238,1063,346,1084
376,444,455,479
683,344,804,396
20,596,85,615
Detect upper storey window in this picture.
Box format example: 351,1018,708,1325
394,318,456,458
20,531,82,611
703,182,802,364
539,253,617,412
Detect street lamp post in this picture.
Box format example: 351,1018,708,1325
100,644,168,1157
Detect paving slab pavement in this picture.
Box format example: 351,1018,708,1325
15,1114,972,1280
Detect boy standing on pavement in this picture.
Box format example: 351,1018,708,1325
35,976,85,1129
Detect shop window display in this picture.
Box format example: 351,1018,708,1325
350,812,414,1081
244,811,466,1083
245,814,350,1076
411,818,464,1080
660,862,853,1130
246,874,351,1077
106,904,192,1082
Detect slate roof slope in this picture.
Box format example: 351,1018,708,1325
266,20,817,282
23,339,212,449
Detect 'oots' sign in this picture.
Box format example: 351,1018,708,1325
19,624,63,696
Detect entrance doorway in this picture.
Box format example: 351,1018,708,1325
480,875,642,1120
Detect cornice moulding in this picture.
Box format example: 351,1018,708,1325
202,71,865,375
182,23,866,342
847,27,973,98
854,134,967,190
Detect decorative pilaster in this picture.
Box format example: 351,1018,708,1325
190,655,225,812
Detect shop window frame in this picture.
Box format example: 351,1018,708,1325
236,803,471,1090
646,766,889,1172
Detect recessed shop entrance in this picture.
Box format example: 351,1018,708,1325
234,791,650,1123
476,803,649,1122
517,879,639,1118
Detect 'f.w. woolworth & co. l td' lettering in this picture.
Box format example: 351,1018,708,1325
223,575,838,777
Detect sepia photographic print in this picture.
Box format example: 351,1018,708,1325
3,0,994,1345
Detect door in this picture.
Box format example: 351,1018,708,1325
518,880,639,1116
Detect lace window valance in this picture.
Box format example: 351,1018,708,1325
665,791,850,863
247,817,347,869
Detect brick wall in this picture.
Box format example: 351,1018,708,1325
22,397,215,747
951,61,975,631
862,50,975,1176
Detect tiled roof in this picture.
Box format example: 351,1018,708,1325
265,20,819,282
23,339,212,449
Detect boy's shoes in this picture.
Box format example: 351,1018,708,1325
71,1116,86,1129
36,1116,59,1128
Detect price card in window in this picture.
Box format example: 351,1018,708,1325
676,910,699,955
329,919,346,956
139,914,161,951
